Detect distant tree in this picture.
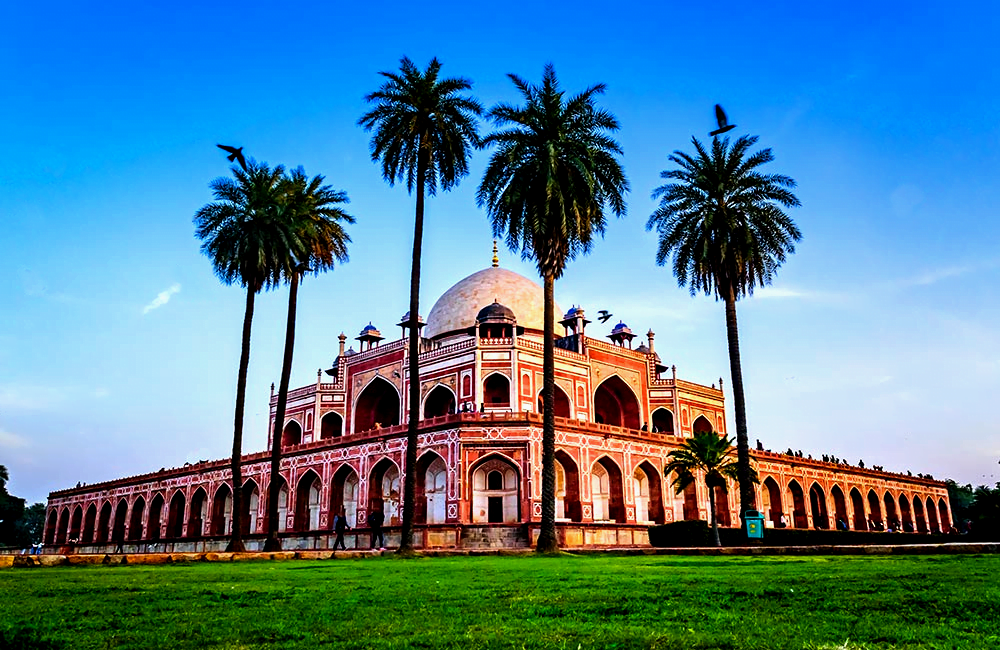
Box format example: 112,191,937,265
194,159,291,552
360,56,482,553
17,503,46,546
647,135,800,529
263,168,354,551
945,479,974,526
478,65,628,552
664,431,757,547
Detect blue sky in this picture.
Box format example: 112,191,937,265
2,1,998,504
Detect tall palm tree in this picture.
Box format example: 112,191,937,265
195,159,290,552
664,431,756,546
477,65,628,553
263,168,354,551
647,134,801,531
359,56,481,553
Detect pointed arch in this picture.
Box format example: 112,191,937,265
415,451,448,524
69,505,83,542
368,458,401,525
167,490,186,538
269,475,290,533
147,493,164,541
830,484,848,529
593,375,640,430
294,470,323,531
692,415,713,434
762,476,783,527
849,487,866,530
128,496,146,541
211,484,232,536
320,411,343,439
926,496,940,533
899,493,914,531
82,503,97,544
45,509,58,545
471,454,520,523
913,496,927,533
651,407,674,434
482,372,511,407
241,479,260,535
591,456,626,523
884,491,899,530
554,450,581,522
188,488,207,539
423,384,457,419
97,501,112,544
867,489,883,529
55,507,70,544
331,463,360,528
808,483,829,529
634,461,665,524
354,376,401,432
938,498,950,533
281,419,303,447
788,480,807,529
537,385,571,419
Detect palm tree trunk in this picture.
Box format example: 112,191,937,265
709,484,721,547
399,151,428,555
226,287,254,553
536,273,559,553
264,272,301,552
724,287,755,531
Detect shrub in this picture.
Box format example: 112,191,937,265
648,522,950,547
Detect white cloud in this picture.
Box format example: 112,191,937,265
0,385,66,410
0,428,29,449
142,283,181,315
753,286,805,299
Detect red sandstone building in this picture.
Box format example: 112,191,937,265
44,259,952,550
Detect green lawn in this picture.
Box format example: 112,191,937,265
2,554,998,649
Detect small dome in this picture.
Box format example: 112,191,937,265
399,311,424,323
476,301,516,323
344,347,357,357
611,321,631,333
563,305,581,319
636,343,650,354
359,322,381,336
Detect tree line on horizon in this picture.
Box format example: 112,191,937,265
194,55,802,554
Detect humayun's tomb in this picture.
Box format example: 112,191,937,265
44,255,952,551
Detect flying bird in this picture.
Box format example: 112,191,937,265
709,104,736,137
597,310,613,324
216,144,247,171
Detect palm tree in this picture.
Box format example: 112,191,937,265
263,168,354,551
359,56,481,553
664,431,756,546
646,134,800,531
477,65,629,553
194,159,290,552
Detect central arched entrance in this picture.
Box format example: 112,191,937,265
633,461,665,524
415,453,448,524
368,459,401,526
471,456,520,523
591,457,625,523
354,378,401,432
593,376,640,430
331,465,360,528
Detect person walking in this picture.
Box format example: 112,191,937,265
369,506,385,550
333,508,350,551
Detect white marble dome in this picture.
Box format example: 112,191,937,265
423,266,562,339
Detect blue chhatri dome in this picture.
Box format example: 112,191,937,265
361,322,378,333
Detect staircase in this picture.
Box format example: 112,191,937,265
459,525,530,549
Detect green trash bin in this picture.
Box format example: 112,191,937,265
744,509,765,539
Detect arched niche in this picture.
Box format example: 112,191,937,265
69,505,83,542
45,509,58,545
56,508,70,544
281,420,302,447
762,477,783,527
899,493,914,531
147,494,164,541
471,456,520,523
269,477,290,533
210,485,232,536
593,376,640,430
82,504,97,544
938,498,950,533
926,496,940,533
416,452,448,524
808,483,828,529
591,457,625,523
867,489,883,529
913,496,927,533
849,488,866,531
187,489,207,539
788,480,807,529
482,373,510,407
294,471,322,531
330,464,360,528
368,459,400,526
651,408,674,434
424,385,456,420
167,491,185,538
883,491,899,530
241,480,259,536
97,502,112,544
713,480,732,527
537,385,571,419
354,377,401,432
633,461,665,524
554,450,581,522
320,411,343,439
830,485,848,529
692,415,714,434
128,497,146,541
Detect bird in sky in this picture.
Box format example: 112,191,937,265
709,104,736,137
216,144,247,171
597,310,613,323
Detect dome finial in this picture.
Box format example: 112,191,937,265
492,239,499,268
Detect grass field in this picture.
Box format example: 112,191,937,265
2,554,998,649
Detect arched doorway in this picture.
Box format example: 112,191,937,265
147,494,164,541
368,459,401,525
281,420,302,447
788,481,807,528
69,506,83,542
913,497,927,533
651,408,674,434
320,412,343,439
899,494,914,531
926,497,940,533
830,485,848,529
330,465,360,528
167,491,185,538
295,471,322,531
867,490,883,530
713,480,733,527
56,508,69,544
471,456,520,523
849,488,866,530
113,500,128,545
211,485,232,536
692,415,714,434
593,377,640,430
809,483,829,529
354,378,401,432
242,481,259,535
45,509,57,545
82,504,97,544
591,457,625,523
415,453,447,524
938,498,950,532
424,385,456,419
188,489,207,539
483,373,510,407
537,385,571,419
270,478,290,533
682,482,699,521
554,450,581,522
762,477,783,527
128,497,146,541
884,492,899,530
634,461,665,524
97,502,112,544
